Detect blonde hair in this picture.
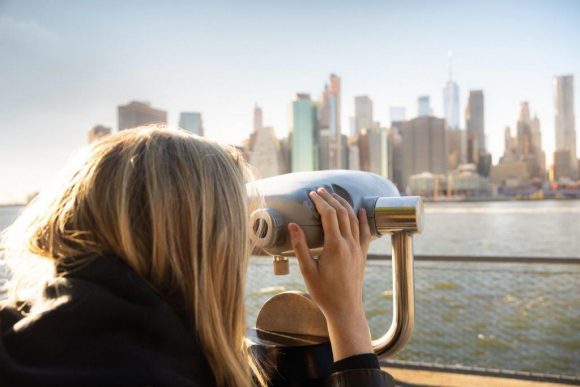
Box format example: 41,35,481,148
1,127,265,386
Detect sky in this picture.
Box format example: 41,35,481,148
0,0,579,203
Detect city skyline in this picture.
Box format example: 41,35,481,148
1,0,579,202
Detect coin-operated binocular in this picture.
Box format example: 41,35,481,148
246,170,423,385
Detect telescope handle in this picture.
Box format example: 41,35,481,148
372,232,415,358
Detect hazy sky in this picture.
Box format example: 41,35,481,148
1,0,579,203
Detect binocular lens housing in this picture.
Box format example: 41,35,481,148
247,170,423,256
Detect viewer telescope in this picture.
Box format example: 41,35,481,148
246,170,424,384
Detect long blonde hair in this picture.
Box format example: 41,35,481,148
2,127,265,386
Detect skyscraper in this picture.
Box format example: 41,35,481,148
553,150,572,181
417,96,430,117
387,127,404,190
400,116,448,188
179,112,204,136
253,104,263,133
497,102,544,181
118,101,167,131
465,90,485,162
446,128,466,170
367,127,388,178
516,102,532,157
553,75,576,178
291,94,318,172
319,74,342,168
443,52,460,129
502,126,517,162
318,128,331,170
354,96,373,133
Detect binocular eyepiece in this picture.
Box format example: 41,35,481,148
248,170,424,256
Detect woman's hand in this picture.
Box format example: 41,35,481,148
288,187,373,361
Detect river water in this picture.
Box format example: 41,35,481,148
3,200,579,257
1,201,579,376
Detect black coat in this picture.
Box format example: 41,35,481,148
0,256,393,386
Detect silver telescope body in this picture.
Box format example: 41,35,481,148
247,170,424,359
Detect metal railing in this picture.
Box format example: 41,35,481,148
246,255,580,378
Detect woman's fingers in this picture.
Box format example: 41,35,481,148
308,190,341,238
358,208,371,257
288,223,316,281
331,193,359,243
316,188,352,237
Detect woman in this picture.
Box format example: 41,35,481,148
0,128,393,386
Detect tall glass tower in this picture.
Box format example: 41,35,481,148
319,74,342,168
291,94,318,172
443,52,460,129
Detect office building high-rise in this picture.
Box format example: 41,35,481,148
354,96,373,134
88,125,112,144
356,128,388,176
367,127,388,178
348,139,360,171
465,90,485,163
502,126,517,162
118,101,167,131
553,150,572,181
387,127,404,190
179,112,204,136
553,75,577,178
496,102,544,181
516,102,545,178
318,74,342,169
516,102,532,157
341,134,349,169
447,128,466,170
278,136,291,175
530,114,542,156
530,114,546,174
253,104,263,133
318,128,331,170
417,96,430,117
400,116,448,189
291,94,318,172
443,52,460,129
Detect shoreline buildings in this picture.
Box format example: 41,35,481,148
107,70,578,200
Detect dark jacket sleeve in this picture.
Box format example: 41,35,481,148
326,353,395,386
